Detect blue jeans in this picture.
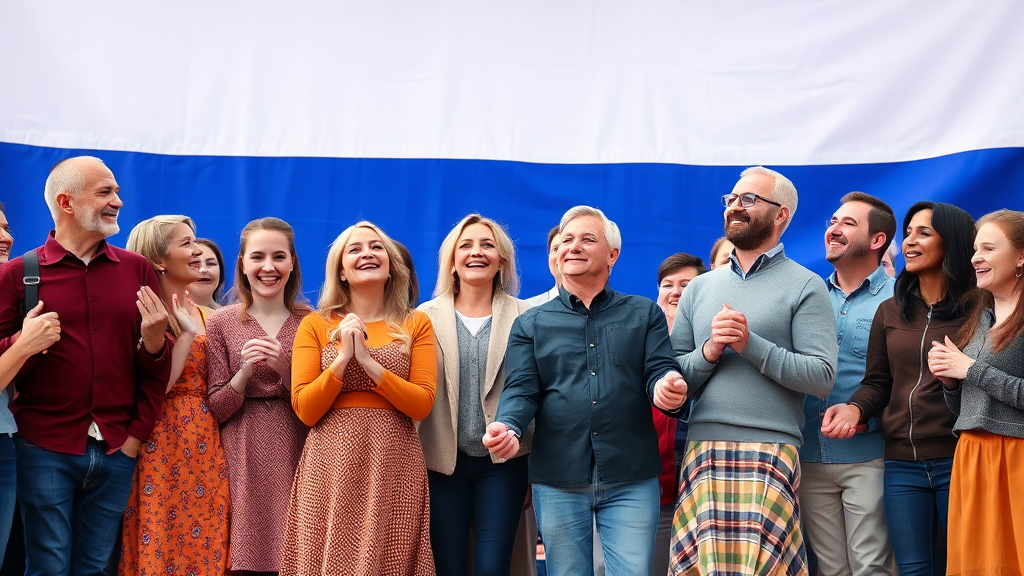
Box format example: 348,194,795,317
883,458,951,576
533,476,659,576
427,451,530,576
15,437,137,576
0,434,15,566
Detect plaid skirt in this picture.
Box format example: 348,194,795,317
670,441,807,576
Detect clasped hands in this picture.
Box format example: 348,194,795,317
703,304,749,363
927,335,973,388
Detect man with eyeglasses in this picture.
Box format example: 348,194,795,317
665,166,837,576
800,192,896,576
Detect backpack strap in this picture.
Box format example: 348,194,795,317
22,249,40,316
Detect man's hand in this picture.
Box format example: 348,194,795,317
821,404,862,439
653,371,688,411
482,422,520,460
137,286,169,354
15,300,61,356
119,435,142,459
709,304,749,355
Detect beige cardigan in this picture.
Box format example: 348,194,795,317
417,291,534,474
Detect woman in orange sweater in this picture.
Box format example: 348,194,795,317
281,221,438,576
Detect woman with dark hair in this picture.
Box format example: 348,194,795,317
417,214,532,576
393,239,421,307
0,202,11,264
282,221,436,575
823,201,977,576
206,218,310,575
929,209,1024,573
190,238,227,309
120,216,230,575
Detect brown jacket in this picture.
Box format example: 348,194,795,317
847,296,964,460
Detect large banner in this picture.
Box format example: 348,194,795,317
2,1,1022,301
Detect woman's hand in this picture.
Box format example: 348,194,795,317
15,300,61,356
170,292,198,336
329,313,365,377
928,335,973,386
243,337,289,377
821,403,862,439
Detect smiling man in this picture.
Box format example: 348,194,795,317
802,192,896,576
483,205,686,576
670,167,837,576
0,156,171,575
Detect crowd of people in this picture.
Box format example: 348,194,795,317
0,156,1021,576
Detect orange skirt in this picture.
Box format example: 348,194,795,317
947,430,1024,576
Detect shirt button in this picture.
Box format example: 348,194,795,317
840,311,847,316
592,431,598,436
590,343,595,348
590,371,596,376
592,400,597,405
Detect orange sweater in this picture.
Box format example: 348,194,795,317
291,310,437,426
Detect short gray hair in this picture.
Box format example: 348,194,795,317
558,205,622,251
43,156,105,223
740,166,798,233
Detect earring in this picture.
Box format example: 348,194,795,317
1016,263,1023,278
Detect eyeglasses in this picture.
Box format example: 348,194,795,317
721,193,782,209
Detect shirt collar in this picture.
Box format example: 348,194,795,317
826,264,891,297
42,231,120,265
729,242,785,279
559,283,615,312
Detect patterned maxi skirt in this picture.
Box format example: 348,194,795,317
946,430,1024,576
279,407,435,576
670,441,806,576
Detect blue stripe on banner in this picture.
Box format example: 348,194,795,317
1,142,1022,304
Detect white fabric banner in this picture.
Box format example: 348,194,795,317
2,0,1022,165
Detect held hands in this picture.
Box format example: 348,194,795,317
928,335,974,387
16,300,61,355
821,403,862,439
653,370,688,411
482,422,520,460
137,286,170,354
703,304,749,362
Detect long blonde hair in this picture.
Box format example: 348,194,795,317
433,214,519,299
318,221,412,350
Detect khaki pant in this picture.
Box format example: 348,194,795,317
799,459,892,576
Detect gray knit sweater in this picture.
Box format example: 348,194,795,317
671,248,837,446
944,308,1024,438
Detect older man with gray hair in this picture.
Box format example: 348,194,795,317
667,167,837,576
0,156,171,575
484,205,687,576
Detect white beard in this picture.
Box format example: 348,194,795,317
77,209,119,237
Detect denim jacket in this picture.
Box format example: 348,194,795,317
800,265,892,464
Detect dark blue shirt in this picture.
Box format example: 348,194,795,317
496,285,678,487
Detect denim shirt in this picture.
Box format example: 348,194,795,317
1,388,16,434
800,265,892,464
497,285,679,487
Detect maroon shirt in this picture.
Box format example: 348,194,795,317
0,233,171,455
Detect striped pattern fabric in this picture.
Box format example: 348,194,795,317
670,441,807,576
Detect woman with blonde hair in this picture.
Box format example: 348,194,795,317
418,214,533,576
281,221,437,575
120,215,231,575
929,209,1024,574
206,217,310,575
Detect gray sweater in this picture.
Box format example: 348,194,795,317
944,308,1024,438
671,248,837,446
